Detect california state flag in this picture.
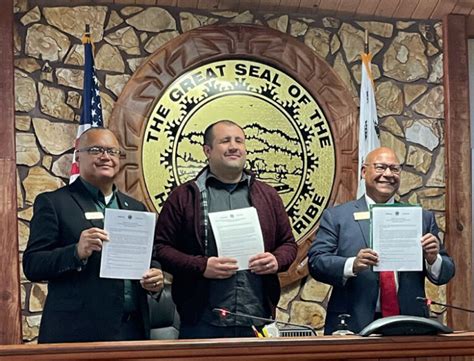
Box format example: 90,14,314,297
357,52,380,198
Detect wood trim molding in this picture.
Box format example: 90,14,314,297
443,14,473,330
0,0,21,345
1,333,474,360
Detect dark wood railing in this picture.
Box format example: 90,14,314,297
1,332,474,360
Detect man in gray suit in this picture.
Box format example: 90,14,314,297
308,147,455,334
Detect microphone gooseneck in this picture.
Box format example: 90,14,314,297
212,308,317,336
416,297,474,313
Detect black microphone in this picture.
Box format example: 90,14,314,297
416,297,474,313
212,308,317,336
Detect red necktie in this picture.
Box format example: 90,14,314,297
379,271,400,317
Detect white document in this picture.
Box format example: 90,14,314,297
371,205,423,272
100,209,156,279
208,207,264,270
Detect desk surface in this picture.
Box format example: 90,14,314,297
1,331,474,360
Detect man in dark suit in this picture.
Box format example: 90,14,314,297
23,128,164,343
308,147,455,334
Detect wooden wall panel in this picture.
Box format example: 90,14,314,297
298,0,322,14
197,0,219,9
279,0,297,13
149,0,474,19
238,0,257,11
356,0,379,16
337,0,361,16
443,14,473,331
137,0,159,5
0,0,21,345
154,0,178,6
412,0,441,19
217,0,237,10
452,0,474,15
430,0,457,19
258,0,280,12
177,0,199,9
392,0,419,18
374,0,400,18
318,0,340,15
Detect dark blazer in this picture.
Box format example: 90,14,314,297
308,197,455,335
23,179,152,343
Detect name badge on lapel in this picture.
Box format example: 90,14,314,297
85,211,104,220
353,211,370,221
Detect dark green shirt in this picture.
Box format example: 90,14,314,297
202,173,268,327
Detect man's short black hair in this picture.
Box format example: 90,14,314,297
203,120,244,146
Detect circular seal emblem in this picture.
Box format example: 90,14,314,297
110,25,358,284
142,59,335,243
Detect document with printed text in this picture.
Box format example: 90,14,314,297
371,204,423,272
208,207,264,270
100,209,156,279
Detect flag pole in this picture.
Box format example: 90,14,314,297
364,29,369,54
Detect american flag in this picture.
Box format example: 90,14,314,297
69,30,104,183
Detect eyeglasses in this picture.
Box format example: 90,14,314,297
365,163,402,174
76,146,123,158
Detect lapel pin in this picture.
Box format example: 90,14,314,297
124,201,129,207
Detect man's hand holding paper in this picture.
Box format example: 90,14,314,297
208,207,265,271
76,227,109,260
100,208,156,279
203,256,238,279
248,252,278,274
371,205,423,272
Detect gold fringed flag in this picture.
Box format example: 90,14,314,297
356,39,380,198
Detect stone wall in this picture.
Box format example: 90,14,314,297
14,0,446,341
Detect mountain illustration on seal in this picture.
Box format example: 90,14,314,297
174,122,303,195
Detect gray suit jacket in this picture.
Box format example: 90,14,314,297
308,197,455,334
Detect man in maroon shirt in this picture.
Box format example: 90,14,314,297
154,120,297,338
